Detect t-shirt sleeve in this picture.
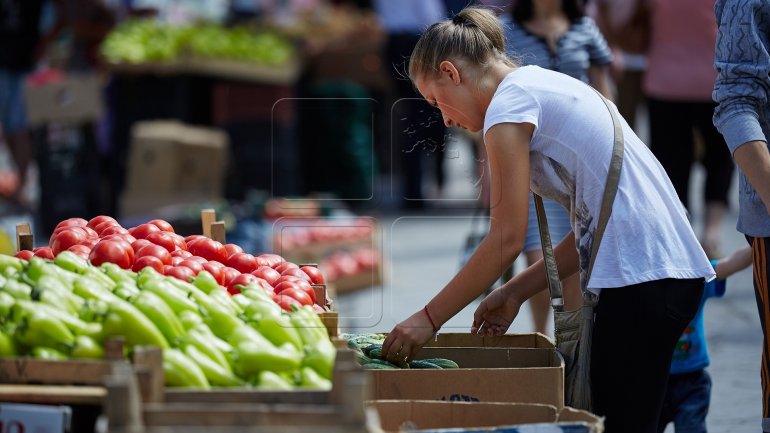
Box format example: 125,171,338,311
483,81,541,137
582,17,613,66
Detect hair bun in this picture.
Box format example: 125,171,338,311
452,13,476,27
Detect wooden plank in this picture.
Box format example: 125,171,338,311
201,209,216,238
0,385,106,405
0,358,114,385
15,223,33,252
210,221,226,244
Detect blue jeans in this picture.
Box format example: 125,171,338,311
658,369,711,433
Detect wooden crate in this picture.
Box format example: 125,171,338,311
0,340,162,405
103,350,370,433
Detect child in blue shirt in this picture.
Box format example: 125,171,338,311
659,246,753,433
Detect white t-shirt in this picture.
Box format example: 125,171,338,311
484,66,715,290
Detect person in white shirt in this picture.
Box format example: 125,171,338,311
381,7,714,433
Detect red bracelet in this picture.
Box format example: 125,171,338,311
424,305,439,333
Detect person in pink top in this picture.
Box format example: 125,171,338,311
644,0,734,259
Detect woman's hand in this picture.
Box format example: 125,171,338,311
382,309,436,364
471,286,522,336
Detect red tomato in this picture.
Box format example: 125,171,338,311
167,233,188,251
202,261,226,285
94,220,122,236
81,237,99,249
185,255,208,264
15,250,34,260
146,231,177,253
251,266,281,285
136,244,172,265
100,225,130,238
274,277,315,303
101,233,137,246
170,256,184,266
274,293,305,311
162,264,175,275
166,266,195,282
227,252,258,273
148,219,175,233
299,265,325,285
133,255,164,273
187,238,228,263
252,277,275,295
223,243,244,259
227,273,260,294
33,246,55,260
184,235,206,245
178,259,204,275
131,239,153,252
281,267,311,282
67,244,92,256
54,217,88,231
129,223,160,240
274,261,299,274
50,227,89,255
170,249,192,259
281,287,313,306
89,239,135,269
221,267,241,287
257,253,284,268
87,215,117,230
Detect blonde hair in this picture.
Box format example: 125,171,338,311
409,7,517,82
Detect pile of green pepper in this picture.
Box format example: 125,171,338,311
0,252,336,390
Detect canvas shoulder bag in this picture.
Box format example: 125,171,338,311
533,88,624,411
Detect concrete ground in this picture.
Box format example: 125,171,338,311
336,132,763,432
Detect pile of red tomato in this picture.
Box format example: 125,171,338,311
16,216,326,312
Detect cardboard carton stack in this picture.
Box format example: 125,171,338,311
363,333,604,433
120,120,228,217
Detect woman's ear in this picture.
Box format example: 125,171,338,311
439,60,462,85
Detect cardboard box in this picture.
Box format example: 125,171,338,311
121,121,228,217
368,347,564,408
424,333,554,349
368,400,602,433
24,74,103,126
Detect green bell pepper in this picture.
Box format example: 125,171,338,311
16,310,76,349
184,325,233,372
53,251,90,275
71,335,105,359
141,278,198,315
131,291,186,345
0,329,17,356
300,366,332,390
243,298,302,351
191,271,220,295
102,299,169,349
2,277,32,300
32,346,69,360
290,306,336,379
0,254,24,274
163,348,211,389
255,370,294,390
184,344,243,387
229,324,301,376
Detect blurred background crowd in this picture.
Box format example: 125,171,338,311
0,0,726,260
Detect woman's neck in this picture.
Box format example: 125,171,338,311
477,63,518,110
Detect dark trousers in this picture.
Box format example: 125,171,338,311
647,98,734,209
592,278,704,433
658,369,711,433
747,235,770,429
384,33,446,207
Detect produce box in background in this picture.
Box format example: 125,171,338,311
367,347,564,408
24,72,103,127
368,400,602,433
121,121,228,217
